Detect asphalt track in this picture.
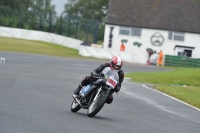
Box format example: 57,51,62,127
0,52,200,133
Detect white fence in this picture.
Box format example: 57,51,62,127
0,26,82,50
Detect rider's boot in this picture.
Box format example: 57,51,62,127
73,85,82,98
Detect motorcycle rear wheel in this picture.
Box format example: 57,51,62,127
70,99,81,112
87,92,108,117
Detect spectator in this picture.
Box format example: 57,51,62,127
158,50,164,66
120,43,126,51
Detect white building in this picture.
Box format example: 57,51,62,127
103,0,200,64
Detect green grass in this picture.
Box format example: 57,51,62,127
126,67,200,86
154,85,200,108
126,67,200,109
0,36,106,60
0,36,81,58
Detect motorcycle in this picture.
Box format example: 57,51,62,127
70,67,119,117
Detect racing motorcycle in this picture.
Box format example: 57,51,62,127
70,67,119,117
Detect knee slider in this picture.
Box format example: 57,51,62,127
106,95,113,104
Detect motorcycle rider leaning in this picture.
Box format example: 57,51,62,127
73,56,124,104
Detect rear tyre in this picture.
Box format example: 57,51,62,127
70,99,81,112
87,92,108,117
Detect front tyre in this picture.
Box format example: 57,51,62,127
87,92,108,117
70,99,81,112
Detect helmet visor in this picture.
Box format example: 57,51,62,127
113,64,120,70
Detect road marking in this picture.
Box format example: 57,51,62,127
0,57,6,63
122,87,185,117
142,85,200,112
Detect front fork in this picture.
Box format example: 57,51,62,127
92,86,110,103
92,86,102,102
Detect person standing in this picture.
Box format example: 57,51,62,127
120,43,126,51
158,50,164,66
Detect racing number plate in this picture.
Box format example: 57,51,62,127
107,77,117,88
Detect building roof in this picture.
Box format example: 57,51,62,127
106,0,200,33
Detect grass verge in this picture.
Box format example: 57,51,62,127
126,67,200,109
154,85,200,108
0,36,106,60
0,37,80,57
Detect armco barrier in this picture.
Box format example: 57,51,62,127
0,26,83,50
165,55,200,68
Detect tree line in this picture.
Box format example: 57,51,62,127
0,0,109,43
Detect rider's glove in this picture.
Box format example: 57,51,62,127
115,84,121,92
91,71,97,76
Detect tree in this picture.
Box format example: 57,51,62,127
63,0,109,43
30,0,56,31
64,0,109,21
0,0,56,31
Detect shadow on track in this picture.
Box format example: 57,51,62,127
67,111,116,122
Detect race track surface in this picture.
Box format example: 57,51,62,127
0,52,200,133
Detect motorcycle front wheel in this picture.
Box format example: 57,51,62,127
70,99,81,112
87,92,108,117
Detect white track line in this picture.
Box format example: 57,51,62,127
142,85,200,112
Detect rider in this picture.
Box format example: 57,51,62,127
73,56,124,104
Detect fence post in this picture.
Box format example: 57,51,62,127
67,15,71,37
93,20,99,44
59,12,63,35
75,16,79,39
38,14,42,31
19,9,22,28
49,12,52,32
85,19,90,42
41,18,46,31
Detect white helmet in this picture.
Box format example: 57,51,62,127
110,56,123,72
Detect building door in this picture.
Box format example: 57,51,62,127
177,49,192,57
183,50,192,57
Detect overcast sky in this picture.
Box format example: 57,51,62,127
51,0,68,15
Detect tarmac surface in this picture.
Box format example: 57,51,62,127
0,52,200,133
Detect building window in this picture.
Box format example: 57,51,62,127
168,31,185,41
119,26,142,37
119,26,130,35
131,27,142,37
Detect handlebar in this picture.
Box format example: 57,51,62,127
91,72,104,78
90,72,105,86
91,73,99,77
92,79,106,86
